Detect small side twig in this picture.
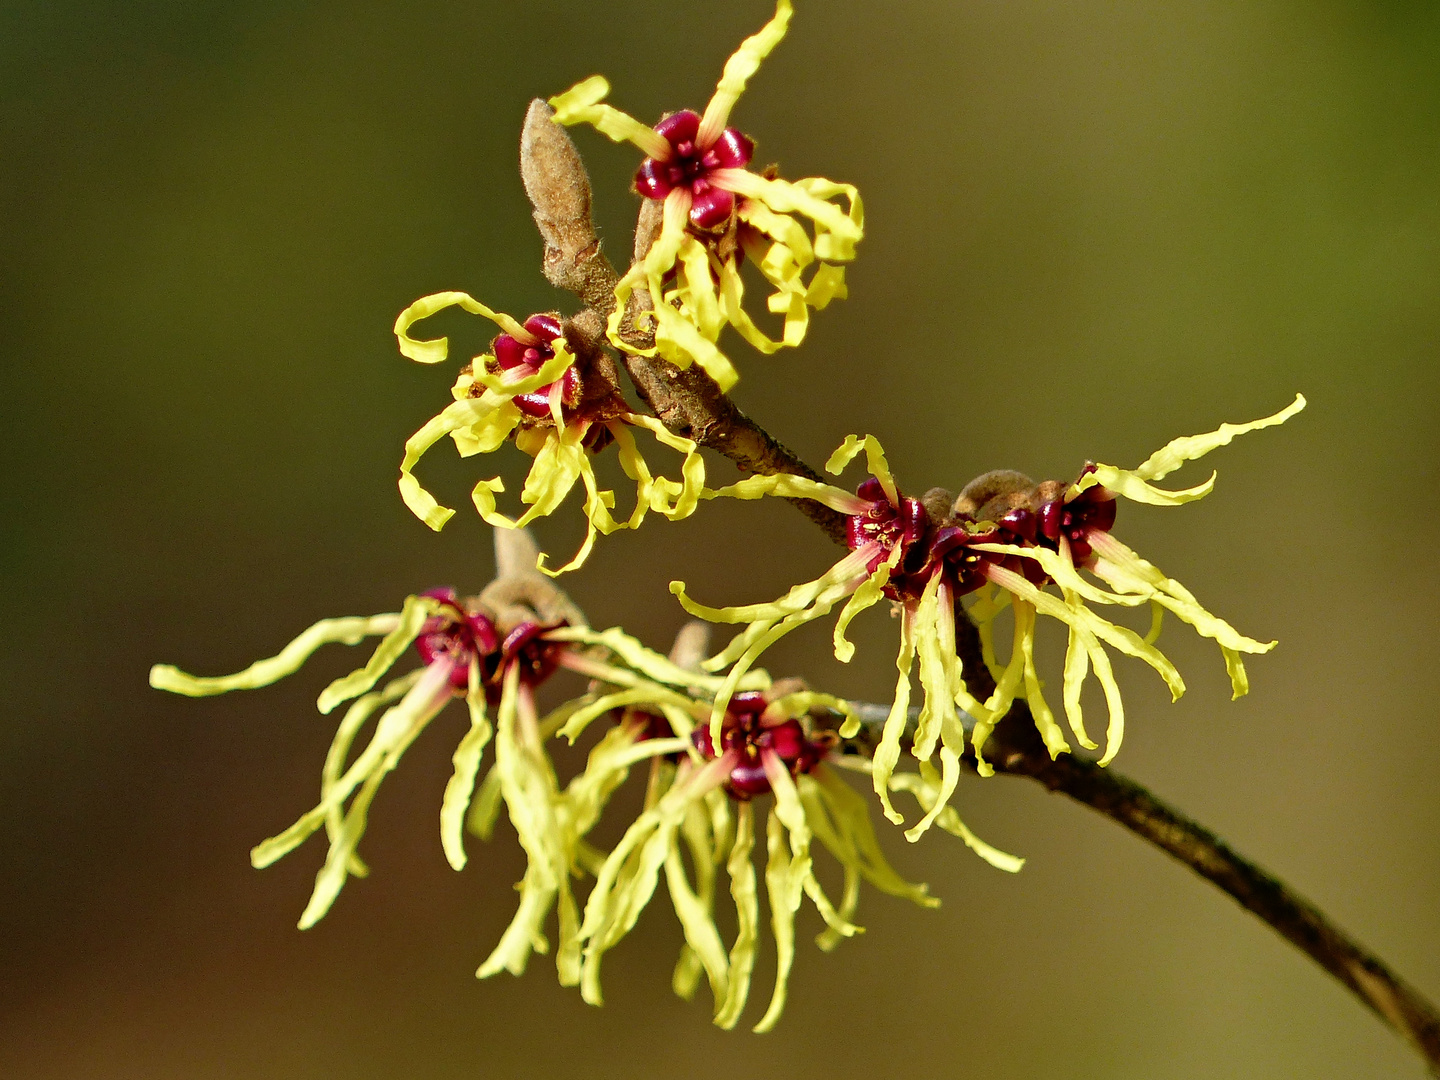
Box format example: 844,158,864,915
518,97,1440,1072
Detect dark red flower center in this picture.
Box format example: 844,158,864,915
488,314,580,421
497,620,567,691
845,476,928,574
415,588,500,692
1036,469,1117,566
691,691,829,799
634,110,755,230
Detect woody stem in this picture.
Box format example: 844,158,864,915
839,700,1440,1071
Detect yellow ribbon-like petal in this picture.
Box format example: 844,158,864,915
1071,393,1306,501
548,75,670,159
439,659,494,871
150,613,399,698
394,291,529,364
697,0,793,145
317,594,435,714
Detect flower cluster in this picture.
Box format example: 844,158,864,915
152,531,1006,1028
150,532,646,956
673,397,1305,835
549,0,861,391
395,293,703,573
541,633,1018,1030
153,0,1310,1036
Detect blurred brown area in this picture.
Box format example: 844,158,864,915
2,1,1437,1076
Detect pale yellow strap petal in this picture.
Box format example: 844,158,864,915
988,564,1187,703
150,611,401,697
316,594,435,714
548,75,670,159
1089,533,1276,655
970,598,1033,776
257,676,423,881
698,0,793,145
557,687,691,744
1019,607,1069,759
477,862,557,978
752,805,796,1034
713,800,758,1029
810,766,936,906
292,662,452,928
466,765,505,842
1223,646,1250,700
322,671,420,877
1073,394,1306,501
770,761,858,946
702,470,866,515
883,768,1026,873
1128,393,1306,482
663,842,730,1006
871,610,917,825
439,661,494,871
1087,631,1128,767
549,624,769,694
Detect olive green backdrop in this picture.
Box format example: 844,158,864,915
3,1,1437,1077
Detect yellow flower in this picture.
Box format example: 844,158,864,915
395,291,705,574
672,396,1306,838
147,531,722,986
549,0,862,390
548,660,1012,1032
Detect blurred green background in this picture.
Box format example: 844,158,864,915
3,0,1437,1076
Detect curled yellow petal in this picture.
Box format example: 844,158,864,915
394,291,528,364
715,170,862,257
400,398,520,530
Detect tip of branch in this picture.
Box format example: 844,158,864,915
667,621,712,672
521,98,594,244
494,525,542,579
